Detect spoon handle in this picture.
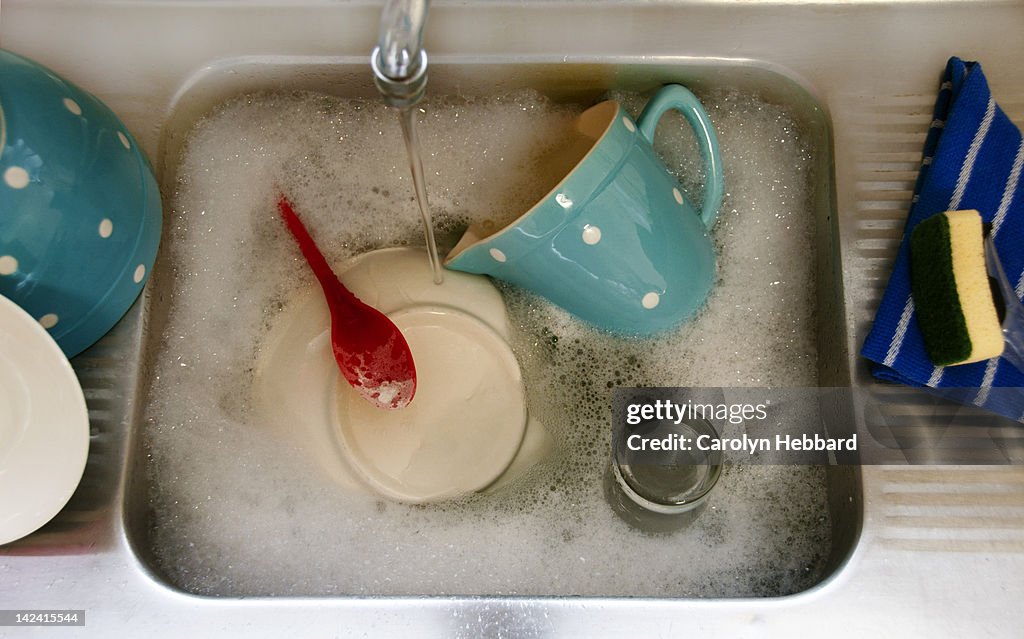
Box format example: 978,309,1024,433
277,195,358,305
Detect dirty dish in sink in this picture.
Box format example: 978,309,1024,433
335,303,528,503
256,248,536,503
445,84,724,336
0,294,89,546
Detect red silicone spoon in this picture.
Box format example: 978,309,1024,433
277,194,416,409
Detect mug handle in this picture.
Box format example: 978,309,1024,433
637,85,725,230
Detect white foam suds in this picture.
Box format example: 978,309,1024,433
144,88,829,597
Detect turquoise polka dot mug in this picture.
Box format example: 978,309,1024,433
444,84,724,335
0,48,162,357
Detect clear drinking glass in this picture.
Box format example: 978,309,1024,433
605,416,722,533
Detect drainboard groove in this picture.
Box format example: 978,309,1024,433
855,161,923,173
881,476,1024,491
850,282,892,303
83,397,118,413
854,219,909,231
854,179,916,191
854,155,927,168
880,493,1024,507
87,411,116,426
871,401,1016,418
853,231,905,245
856,284,890,300
847,211,913,224
869,402,1024,422
77,379,125,393
874,452,1022,464
850,113,934,124
884,515,1024,529
880,469,1024,483
83,395,118,411
848,278,894,293
853,191,914,204
868,430,1024,447
847,259,899,272
73,355,126,368
75,367,129,385
846,105,936,118
854,258,900,276
81,385,119,397
848,102,936,113
847,268,897,282
868,387,948,400
852,133,929,145
852,144,930,156
881,527,1024,542
855,200,913,212
855,238,905,250
879,538,1024,553
849,247,900,262
855,171,921,183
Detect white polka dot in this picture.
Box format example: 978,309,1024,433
4,166,29,189
133,264,146,283
673,187,684,205
488,248,507,263
99,218,114,238
0,255,18,275
622,116,636,133
118,131,131,150
555,193,573,209
39,313,59,329
581,225,602,245
63,97,82,116
641,292,661,309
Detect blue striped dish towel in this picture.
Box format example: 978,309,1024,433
862,57,1024,421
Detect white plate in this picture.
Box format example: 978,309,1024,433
0,294,89,546
255,248,532,503
335,305,528,503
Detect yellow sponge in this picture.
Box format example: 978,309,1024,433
910,209,1004,366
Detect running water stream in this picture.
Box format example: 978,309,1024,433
397,106,444,284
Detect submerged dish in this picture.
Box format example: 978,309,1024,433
256,248,533,502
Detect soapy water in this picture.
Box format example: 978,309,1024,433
144,88,827,597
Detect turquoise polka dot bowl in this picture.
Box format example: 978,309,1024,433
445,84,724,336
0,49,161,358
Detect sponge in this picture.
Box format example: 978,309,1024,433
909,209,1004,366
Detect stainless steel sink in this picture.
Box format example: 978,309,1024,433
124,57,858,599
2,1,1023,636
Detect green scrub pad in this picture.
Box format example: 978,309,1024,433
910,209,1004,366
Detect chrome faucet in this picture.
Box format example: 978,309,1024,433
370,0,430,109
